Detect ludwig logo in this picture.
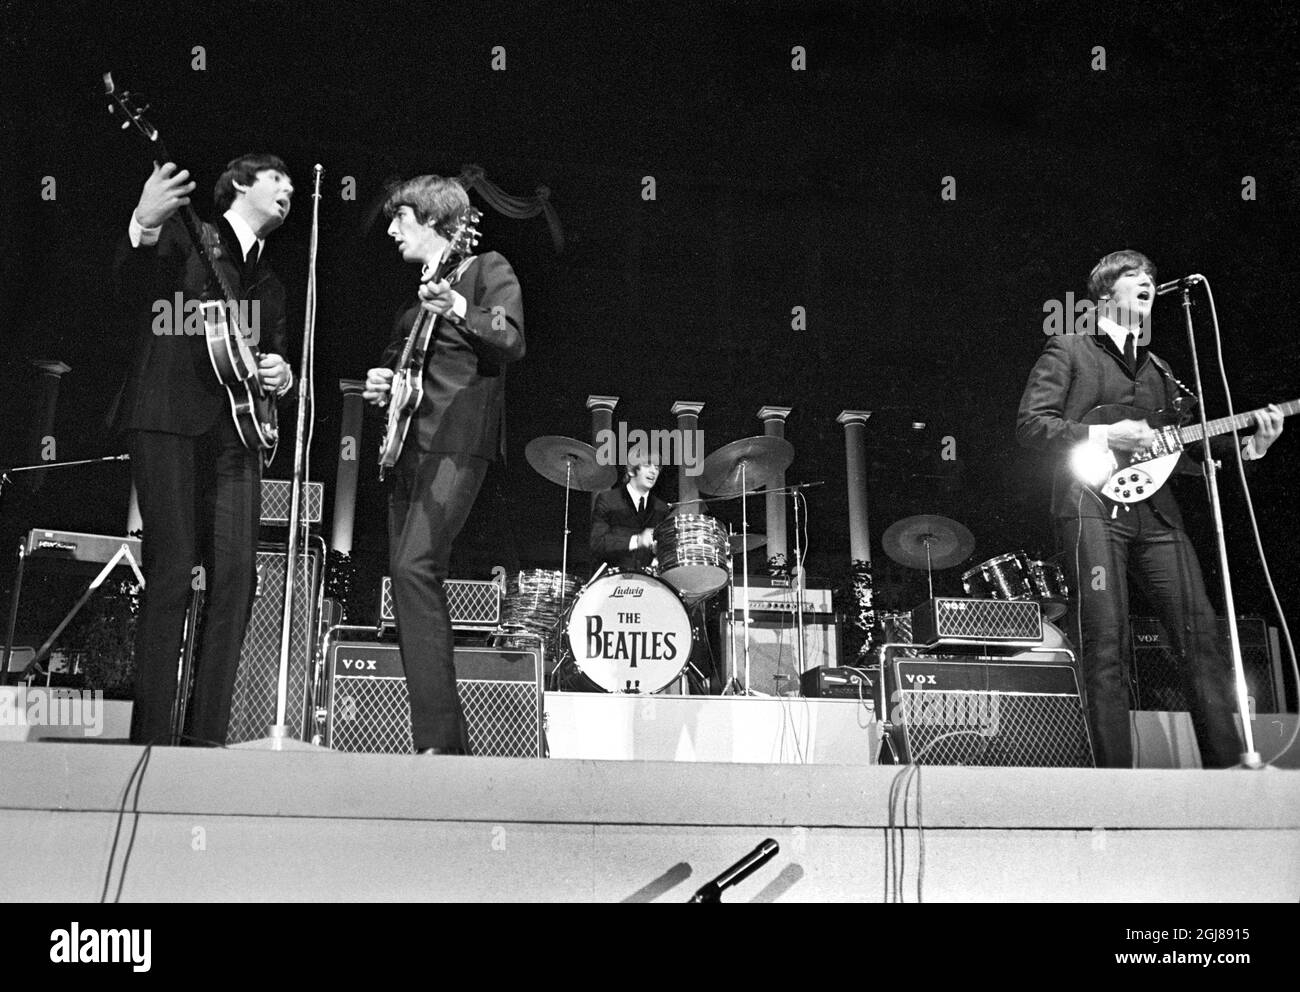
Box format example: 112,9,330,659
610,585,645,599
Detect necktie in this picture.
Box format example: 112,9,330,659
244,243,260,282
638,497,645,515
1123,333,1136,375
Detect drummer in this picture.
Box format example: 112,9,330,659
590,448,670,574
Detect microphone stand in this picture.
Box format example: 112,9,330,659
688,839,780,902
243,164,327,751
1175,276,1260,768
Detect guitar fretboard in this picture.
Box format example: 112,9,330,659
1178,398,1300,444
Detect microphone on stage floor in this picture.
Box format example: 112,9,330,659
1155,274,1203,296
688,838,780,903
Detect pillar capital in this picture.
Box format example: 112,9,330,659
671,400,705,418
339,378,366,396
586,395,619,413
757,405,792,423
836,409,872,427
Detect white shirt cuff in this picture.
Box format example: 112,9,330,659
1242,437,1263,460
628,536,639,551
451,292,468,320
1088,424,1110,447
129,213,161,248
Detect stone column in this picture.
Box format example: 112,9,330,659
331,380,367,554
757,405,792,574
838,410,874,652
671,400,705,515
27,360,71,493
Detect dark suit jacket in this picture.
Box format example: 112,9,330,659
381,250,524,462
590,486,670,572
110,215,288,436
1016,328,1242,525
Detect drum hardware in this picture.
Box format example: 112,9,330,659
654,514,731,603
524,435,617,621
698,435,794,695
881,514,976,600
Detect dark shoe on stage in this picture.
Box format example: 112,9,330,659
416,746,466,756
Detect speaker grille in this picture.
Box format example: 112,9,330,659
911,598,1042,645
1130,616,1278,713
260,480,324,525
324,635,543,756
379,576,502,630
227,545,322,744
890,659,1093,767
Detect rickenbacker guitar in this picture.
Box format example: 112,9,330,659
104,72,280,465
1078,399,1299,503
376,208,483,480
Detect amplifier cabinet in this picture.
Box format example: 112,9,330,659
718,612,840,696
910,597,1042,647
887,657,1093,767
227,540,324,744
322,626,544,756
260,480,324,525
379,576,501,631
1130,616,1283,713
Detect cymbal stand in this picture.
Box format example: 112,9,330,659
560,456,574,591
740,459,753,693
791,487,807,680
924,537,935,600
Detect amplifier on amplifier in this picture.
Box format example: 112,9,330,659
800,665,874,700
910,597,1042,647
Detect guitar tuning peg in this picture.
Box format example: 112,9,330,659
121,121,131,130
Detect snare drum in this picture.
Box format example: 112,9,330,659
561,570,693,693
962,552,1034,601
654,514,731,600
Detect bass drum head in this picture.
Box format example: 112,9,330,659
1011,619,1073,662
563,571,693,693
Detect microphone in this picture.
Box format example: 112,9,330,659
688,839,780,902
1155,274,1203,296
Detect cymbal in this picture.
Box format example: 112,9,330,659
700,436,794,496
525,436,617,492
729,533,767,555
881,514,975,571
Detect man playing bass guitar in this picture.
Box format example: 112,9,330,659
363,175,524,755
113,155,295,746
1016,249,1284,768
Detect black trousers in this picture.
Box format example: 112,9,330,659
1057,501,1241,768
388,450,489,751
128,418,261,746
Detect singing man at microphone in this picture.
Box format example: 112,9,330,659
1016,250,1283,768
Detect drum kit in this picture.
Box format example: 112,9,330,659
492,433,795,695
881,513,1071,656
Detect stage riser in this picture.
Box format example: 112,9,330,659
1,812,1295,903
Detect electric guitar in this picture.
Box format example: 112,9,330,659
104,72,280,465
376,208,483,480
1076,400,1298,503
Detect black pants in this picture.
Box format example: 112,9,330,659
1058,501,1241,768
388,450,489,751
128,419,261,746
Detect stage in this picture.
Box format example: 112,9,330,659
2,692,1297,903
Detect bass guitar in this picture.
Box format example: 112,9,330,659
377,208,482,480
104,72,280,464
1076,399,1298,503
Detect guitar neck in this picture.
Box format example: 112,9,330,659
1177,398,1300,444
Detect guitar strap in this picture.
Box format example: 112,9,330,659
1148,354,1199,418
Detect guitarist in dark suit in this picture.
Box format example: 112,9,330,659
113,155,295,746
1016,249,1284,768
363,175,524,756
590,452,670,573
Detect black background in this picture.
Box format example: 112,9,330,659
1,0,1296,629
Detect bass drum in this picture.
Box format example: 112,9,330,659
561,570,694,693
1011,620,1073,662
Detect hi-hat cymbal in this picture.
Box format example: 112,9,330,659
882,514,975,571
525,436,617,492
700,436,794,497
729,532,767,555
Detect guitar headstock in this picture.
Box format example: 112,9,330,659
103,72,168,157
446,207,483,260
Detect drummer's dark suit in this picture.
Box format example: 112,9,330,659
1016,329,1243,768
590,486,670,573
382,251,524,752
